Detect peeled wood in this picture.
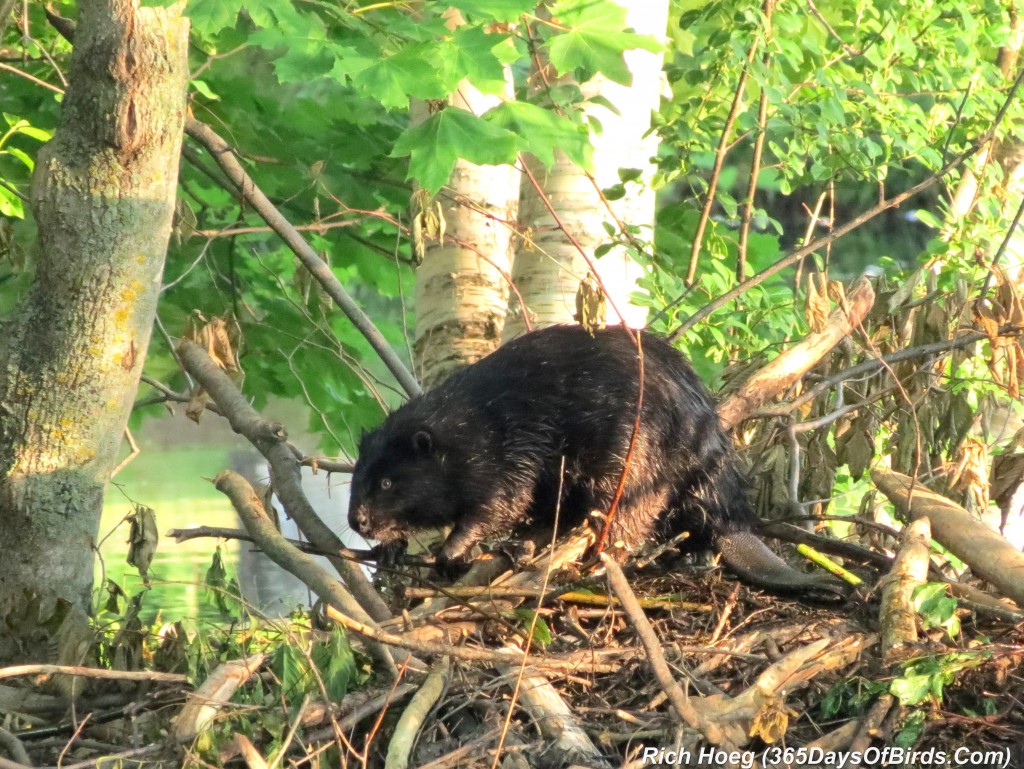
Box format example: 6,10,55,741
408,528,594,621
222,734,269,769
495,649,612,769
873,468,1024,607
385,658,450,769
692,633,874,749
879,517,932,664
173,654,266,742
717,278,876,429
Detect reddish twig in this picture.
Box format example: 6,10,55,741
360,657,411,764
596,333,644,554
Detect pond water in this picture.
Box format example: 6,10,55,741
98,432,362,624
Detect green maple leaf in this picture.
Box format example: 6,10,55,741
448,0,537,22
249,14,335,83
483,101,592,169
186,0,242,37
438,26,510,95
353,44,448,110
545,0,663,85
392,107,518,193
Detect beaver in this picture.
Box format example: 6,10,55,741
348,325,843,595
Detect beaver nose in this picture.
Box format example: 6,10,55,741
350,508,369,536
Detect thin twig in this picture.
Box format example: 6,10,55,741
0,60,63,93
597,334,643,553
213,470,401,677
687,36,761,285
184,118,421,398
176,340,393,624
670,65,1024,340
108,427,139,479
599,555,725,745
980,193,1024,296
738,0,775,280
492,461,569,769
806,0,862,56
671,149,970,340
754,327,1019,417
0,665,186,683
0,0,18,36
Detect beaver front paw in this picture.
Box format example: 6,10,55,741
369,540,408,570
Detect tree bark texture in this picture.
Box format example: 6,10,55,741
503,0,668,338
0,0,188,659
413,83,521,389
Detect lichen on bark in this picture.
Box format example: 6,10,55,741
0,0,189,661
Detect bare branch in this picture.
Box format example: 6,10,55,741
183,118,421,399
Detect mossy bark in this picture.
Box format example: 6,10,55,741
0,0,188,661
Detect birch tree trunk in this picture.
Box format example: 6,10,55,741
413,83,521,388
503,1,668,338
0,0,189,660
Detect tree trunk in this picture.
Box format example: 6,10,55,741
503,0,668,338
0,0,189,660
413,83,521,389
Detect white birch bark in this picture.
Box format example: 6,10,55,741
504,1,669,339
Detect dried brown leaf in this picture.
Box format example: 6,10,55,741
805,272,830,333
949,438,989,512
574,273,607,335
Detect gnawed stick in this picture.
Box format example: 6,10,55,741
173,654,266,742
177,339,391,624
847,693,896,768
407,529,595,621
214,470,401,677
696,633,873,743
600,554,732,748
873,468,1024,607
717,277,875,429
305,684,418,743
879,517,931,664
403,585,713,612
384,659,450,769
495,649,612,768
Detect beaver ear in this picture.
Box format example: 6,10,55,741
412,429,433,455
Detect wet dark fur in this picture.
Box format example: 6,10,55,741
349,325,771,571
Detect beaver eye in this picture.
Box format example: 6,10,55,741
380,478,392,490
